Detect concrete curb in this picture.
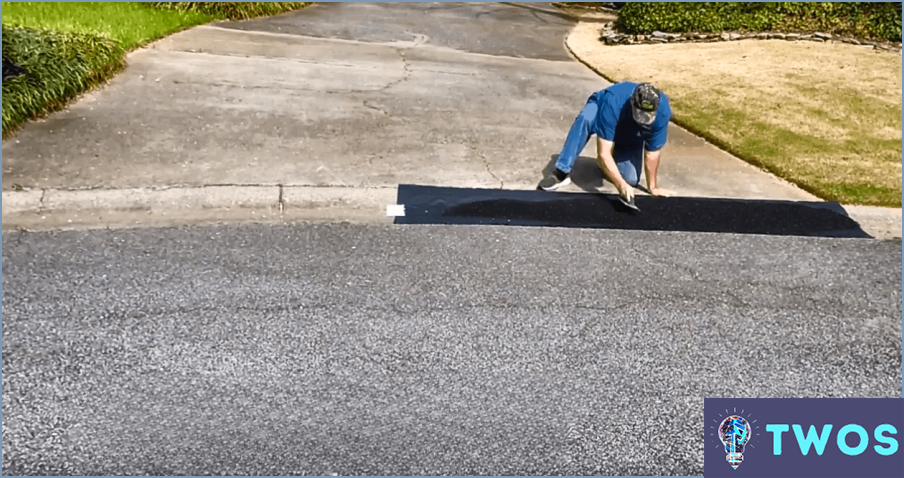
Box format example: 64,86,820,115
834,205,903,241
3,185,900,239
2,186,400,231
2,189,44,215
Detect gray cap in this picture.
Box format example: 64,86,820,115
630,83,661,125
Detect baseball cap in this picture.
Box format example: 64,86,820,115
631,83,661,126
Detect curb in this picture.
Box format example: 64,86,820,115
3,185,900,240
2,185,399,231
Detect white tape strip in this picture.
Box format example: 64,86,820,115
386,204,406,217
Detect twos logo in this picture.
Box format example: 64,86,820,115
704,398,904,478
766,422,898,457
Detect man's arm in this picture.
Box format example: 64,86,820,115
644,148,661,191
643,148,673,197
596,137,633,199
643,109,676,197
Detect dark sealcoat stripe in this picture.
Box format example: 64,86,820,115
393,184,872,238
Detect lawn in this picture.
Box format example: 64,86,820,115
568,22,902,208
2,2,216,50
2,2,308,137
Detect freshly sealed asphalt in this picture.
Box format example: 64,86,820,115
395,184,873,238
2,224,901,475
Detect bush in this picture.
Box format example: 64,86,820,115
617,3,782,34
617,2,902,41
145,2,310,21
866,2,903,41
2,25,126,138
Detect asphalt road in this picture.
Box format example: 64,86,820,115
2,224,901,476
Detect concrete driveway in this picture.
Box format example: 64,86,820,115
2,1,863,233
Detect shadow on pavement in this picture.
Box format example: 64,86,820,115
542,154,609,193
393,184,872,238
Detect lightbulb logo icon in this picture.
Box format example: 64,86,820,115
719,415,750,469
709,408,760,470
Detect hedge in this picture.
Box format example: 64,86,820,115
2,3,311,138
2,25,126,138
144,2,311,21
617,2,902,42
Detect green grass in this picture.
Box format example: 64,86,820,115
2,2,216,50
2,25,127,137
1,2,310,138
145,2,310,21
673,89,903,207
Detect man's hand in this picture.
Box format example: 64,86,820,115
617,181,635,202
596,137,634,201
649,187,674,197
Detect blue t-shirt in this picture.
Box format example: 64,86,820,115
591,82,671,152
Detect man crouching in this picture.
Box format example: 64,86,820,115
538,81,675,203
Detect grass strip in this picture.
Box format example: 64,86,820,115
2,2,216,51
2,2,309,138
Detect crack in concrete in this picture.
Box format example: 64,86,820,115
382,48,413,92
278,184,285,213
484,158,504,189
470,147,504,189
38,189,46,212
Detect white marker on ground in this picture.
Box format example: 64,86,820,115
386,204,406,217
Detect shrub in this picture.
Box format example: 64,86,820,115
867,2,903,41
145,2,310,21
617,2,902,41
2,25,126,137
617,3,783,34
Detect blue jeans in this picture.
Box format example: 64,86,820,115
554,97,644,186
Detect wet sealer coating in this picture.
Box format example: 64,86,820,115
393,184,872,238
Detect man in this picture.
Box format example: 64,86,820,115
538,81,674,203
